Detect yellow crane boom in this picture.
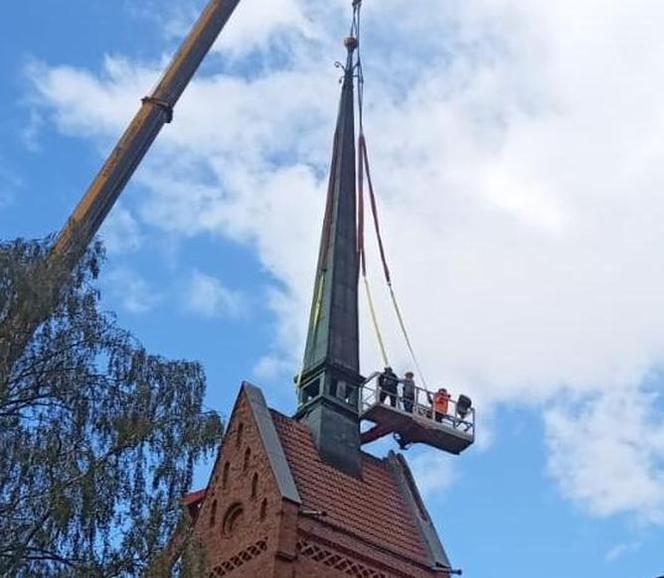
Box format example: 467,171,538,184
2,0,241,371
54,0,241,258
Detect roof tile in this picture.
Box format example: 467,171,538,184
271,410,429,563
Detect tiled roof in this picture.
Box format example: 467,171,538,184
271,410,430,564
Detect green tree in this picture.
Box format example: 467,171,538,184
0,239,222,577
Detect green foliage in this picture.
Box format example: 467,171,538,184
0,239,222,577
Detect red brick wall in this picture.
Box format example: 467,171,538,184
195,393,287,577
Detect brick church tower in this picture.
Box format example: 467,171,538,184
184,13,467,578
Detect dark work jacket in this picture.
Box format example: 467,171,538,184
379,372,398,392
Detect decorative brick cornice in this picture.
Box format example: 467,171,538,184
208,537,268,577
297,539,387,578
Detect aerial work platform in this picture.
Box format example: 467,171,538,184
359,373,475,454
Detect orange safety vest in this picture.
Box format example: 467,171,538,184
433,391,450,414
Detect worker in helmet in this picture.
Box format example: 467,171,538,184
400,371,416,413
378,367,398,408
432,387,451,423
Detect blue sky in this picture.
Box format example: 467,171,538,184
2,1,664,577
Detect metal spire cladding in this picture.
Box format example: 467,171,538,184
295,36,363,477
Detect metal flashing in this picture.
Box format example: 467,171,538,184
242,381,302,505
387,451,452,570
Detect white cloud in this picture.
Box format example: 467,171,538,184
105,267,160,314
253,354,292,381
20,109,44,152
604,541,641,563
99,205,142,254
185,270,245,319
211,0,317,57
26,0,664,524
25,56,152,142
409,450,458,499
545,387,664,524
133,0,317,58
0,158,23,208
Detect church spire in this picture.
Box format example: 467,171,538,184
303,36,360,379
295,35,362,477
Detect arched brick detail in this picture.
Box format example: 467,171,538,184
251,472,258,499
222,461,230,488
209,499,217,527
236,422,244,448
193,386,293,578
222,502,244,537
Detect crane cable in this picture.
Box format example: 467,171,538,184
353,1,389,369
354,0,429,389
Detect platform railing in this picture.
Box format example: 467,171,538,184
360,372,475,435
